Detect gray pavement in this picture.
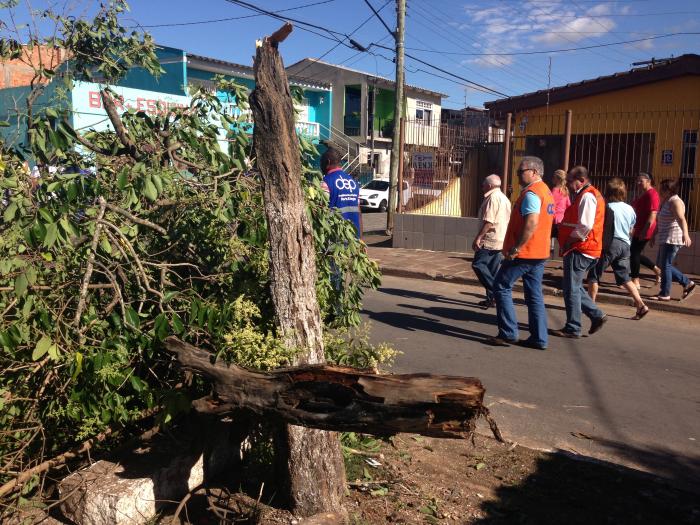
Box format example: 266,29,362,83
361,274,700,491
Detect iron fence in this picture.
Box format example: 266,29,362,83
506,108,700,229
400,118,489,217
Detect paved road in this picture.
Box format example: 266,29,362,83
361,275,700,490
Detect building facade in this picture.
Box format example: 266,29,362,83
485,54,700,230
286,58,445,178
0,45,332,153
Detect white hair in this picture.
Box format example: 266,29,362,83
484,174,501,187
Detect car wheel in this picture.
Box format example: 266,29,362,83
378,199,388,212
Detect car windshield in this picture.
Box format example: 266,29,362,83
363,180,390,191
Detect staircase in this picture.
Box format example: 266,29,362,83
318,123,364,176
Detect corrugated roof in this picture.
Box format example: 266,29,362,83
485,54,700,114
187,53,331,90
286,58,448,98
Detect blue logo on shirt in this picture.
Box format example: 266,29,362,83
547,203,555,215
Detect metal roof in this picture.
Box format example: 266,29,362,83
286,58,448,98
485,54,700,114
186,53,332,91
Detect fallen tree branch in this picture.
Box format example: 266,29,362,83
166,337,490,439
104,203,167,235
73,197,107,326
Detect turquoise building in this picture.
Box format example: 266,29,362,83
0,45,333,149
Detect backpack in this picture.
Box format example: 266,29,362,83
601,203,615,252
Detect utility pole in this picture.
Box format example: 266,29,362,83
386,0,405,234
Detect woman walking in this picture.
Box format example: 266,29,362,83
652,179,695,301
588,178,649,319
630,173,661,289
550,169,570,254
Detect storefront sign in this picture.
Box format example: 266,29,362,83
71,81,191,133
412,152,434,187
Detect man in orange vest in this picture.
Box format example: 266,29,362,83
487,156,555,350
551,165,608,338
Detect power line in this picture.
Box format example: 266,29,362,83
371,42,508,97
133,0,337,28
291,0,392,78
409,1,553,90
403,32,700,56
362,0,394,38
222,0,347,40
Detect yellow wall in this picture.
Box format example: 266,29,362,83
505,75,700,226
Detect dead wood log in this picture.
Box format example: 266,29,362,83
249,23,346,517
166,338,486,438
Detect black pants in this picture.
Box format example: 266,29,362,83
630,238,657,279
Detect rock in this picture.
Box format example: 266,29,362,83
59,416,235,525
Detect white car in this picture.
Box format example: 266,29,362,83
359,179,410,212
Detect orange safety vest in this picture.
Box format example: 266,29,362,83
557,184,605,258
503,179,555,260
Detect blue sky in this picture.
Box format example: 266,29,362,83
5,0,700,107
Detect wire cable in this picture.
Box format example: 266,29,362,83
362,0,395,38
134,0,337,28
403,32,700,56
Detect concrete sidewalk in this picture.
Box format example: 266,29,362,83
366,243,700,316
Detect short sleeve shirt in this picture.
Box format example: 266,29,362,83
478,188,511,250
608,201,636,245
632,188,660,240
322,168,361,238
520,191,541,216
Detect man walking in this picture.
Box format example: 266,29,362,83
472,174,511,308
320,148,362,239
487,156,554,350
551,165,607,338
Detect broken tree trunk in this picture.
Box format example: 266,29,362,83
166,338,488,438
249,23,346,517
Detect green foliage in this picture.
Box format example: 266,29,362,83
324,324,400,370
0,1,386,511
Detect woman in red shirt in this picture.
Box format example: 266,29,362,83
630,173,661,289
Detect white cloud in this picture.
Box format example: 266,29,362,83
459,1,622,68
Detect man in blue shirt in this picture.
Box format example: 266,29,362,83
321,148,362,239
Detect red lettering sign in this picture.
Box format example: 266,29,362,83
88,91,101,108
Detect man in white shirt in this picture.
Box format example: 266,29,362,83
472,174,511,308
551,166,608,338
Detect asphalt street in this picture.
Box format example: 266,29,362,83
361,274,700,491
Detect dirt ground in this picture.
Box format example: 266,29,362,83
156,431,699,525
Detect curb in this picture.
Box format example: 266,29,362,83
378,265,700,317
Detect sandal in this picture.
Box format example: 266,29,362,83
649,295,671,301
634,305,649,320
682,282,696,300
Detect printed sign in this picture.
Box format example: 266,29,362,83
411,152,434,187
662,149,673,165
71,81,191,133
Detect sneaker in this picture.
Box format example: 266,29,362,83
682,281,696,300
485,336,516,347
589,315,608,335
478,299,496,309
549,328,580,339
518,339,547,350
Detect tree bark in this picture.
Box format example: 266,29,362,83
167,337,487,438
249,25,346,517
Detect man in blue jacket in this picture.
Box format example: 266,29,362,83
321,148,362,239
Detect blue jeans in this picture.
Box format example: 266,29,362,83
493,258,548,347
472,248,503,301
656,243,689,297
563,252,605,335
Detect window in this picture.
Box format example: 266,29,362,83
416,108,432,124
363,180,390,191
681,130,698,178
